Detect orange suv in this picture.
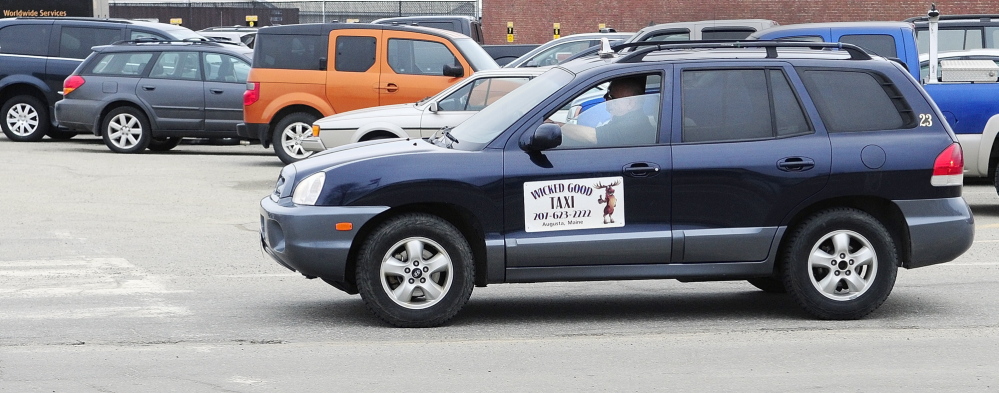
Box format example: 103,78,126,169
239,23,498,163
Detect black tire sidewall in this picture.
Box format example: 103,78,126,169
2,95,50,142
102,107,151,153
356,213,474,327
272,113,317,164
782,208,898,320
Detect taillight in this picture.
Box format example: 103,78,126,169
243,82,260,106
63,75,85,96
931,143,964,186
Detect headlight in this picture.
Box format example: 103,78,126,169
292,172,325,205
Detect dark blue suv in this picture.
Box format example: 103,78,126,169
259,41,975,327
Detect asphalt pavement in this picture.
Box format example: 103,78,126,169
1,136,997,392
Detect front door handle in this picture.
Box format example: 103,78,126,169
623,162,661,177
777,157,815,171
381,83,399,93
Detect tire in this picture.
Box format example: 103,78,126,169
46,129,77,140
993,161,999,198
147,137,182,151
272,113,317,164
101,107,151,153
747,277,787,293
781,208,898,320
356,213,475,327
2,95,50,142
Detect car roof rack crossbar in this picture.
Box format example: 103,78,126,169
905,14,999,22
616,41,873,63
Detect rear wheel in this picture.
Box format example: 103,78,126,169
781,208,898,320
102,107,151,153
2,95,49,142
356,213,475,327
272,113,317,164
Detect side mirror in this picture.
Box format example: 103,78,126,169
443,64,463,78
519,123,562,151
428,101,439,113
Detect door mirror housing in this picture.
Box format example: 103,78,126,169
428,101,439,113
520,123,562,151
443,64,464,78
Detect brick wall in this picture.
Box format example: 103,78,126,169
482,1,999,44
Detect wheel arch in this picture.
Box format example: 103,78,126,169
344,203,488,294
0,82,50,123
777,196,911,270
264,105,324,148
94,100,150,136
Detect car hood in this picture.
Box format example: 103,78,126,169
292,137,444,175
314,104,420,127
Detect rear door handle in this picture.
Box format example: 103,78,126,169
623,162,661,177
210,88,224,94
777,157,815,171
141,86,155,91
381,83,399,93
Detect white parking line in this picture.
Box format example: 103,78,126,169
0,257,189,319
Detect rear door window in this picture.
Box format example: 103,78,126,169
149,51,202,80
335,36,376,72
59,27,121,59
701,28,757,40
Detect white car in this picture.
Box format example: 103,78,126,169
302,68,547,153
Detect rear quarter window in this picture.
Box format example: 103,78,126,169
255,34,324,70
799,69,915,132
0,24,51,56
86,52,154,76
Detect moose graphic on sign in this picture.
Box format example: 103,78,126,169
594,180,620,224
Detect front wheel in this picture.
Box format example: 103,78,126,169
102,107,151,153
356,213,475,327
781,208,898,320
272,113,317,164
2,95,50,142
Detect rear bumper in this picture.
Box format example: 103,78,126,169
53,99,98,133
237,122,269,142
895,197,974,269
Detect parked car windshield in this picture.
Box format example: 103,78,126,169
448,67,572,149
454,37,500,71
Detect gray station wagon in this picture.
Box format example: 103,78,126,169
55,40,252,153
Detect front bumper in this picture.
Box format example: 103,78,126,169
895,197,974,269
301,136,327,152
259,196,388,291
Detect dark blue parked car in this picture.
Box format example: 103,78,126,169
259,41,974,327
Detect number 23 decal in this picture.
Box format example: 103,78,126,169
919,113,933,127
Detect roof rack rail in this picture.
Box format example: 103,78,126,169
904,14,999,22
14,17,133,24
616,41,873,63
111,38,225,47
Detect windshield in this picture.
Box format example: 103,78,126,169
454,38,500,71
448,68,573,149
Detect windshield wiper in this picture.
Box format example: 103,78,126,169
443,127,459,144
